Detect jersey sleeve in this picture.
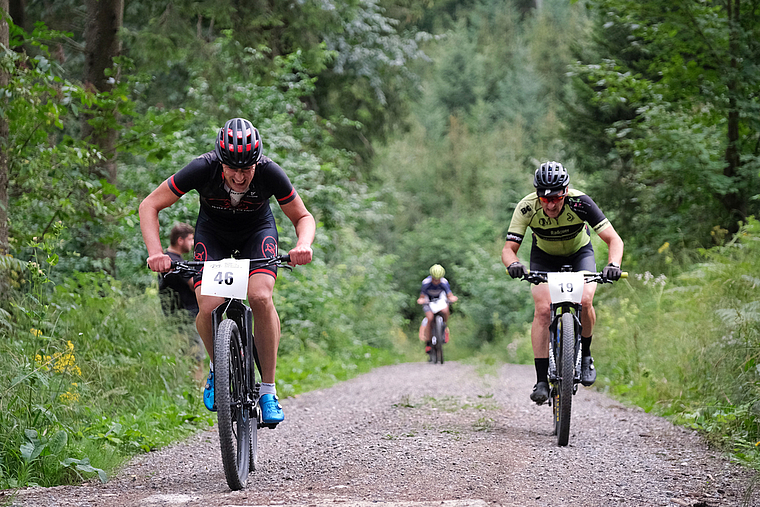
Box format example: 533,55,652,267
166,153,216,197
506,194,535,244
571,195,611,234
262,160,297,206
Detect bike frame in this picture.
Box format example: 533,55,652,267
519,268,625,446
547,300,583,386
170,254,292,426
211,299,260,421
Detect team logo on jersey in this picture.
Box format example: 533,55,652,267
520,204,532,215
194,243,207,261
261,236,278,258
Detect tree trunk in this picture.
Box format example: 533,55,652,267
83,0,122,183
723,0,743,230
1,0,10,256
82,0,123,273
9,0,22,33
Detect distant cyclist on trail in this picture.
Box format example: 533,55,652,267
417,264,458,357
501,161,623,404
139,118,315,424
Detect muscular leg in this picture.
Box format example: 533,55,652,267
530,284,552,401
580,281,599,385
531,284,552,358
248,273,279,384
424,310,434,340
580,281,597,338
195,288,224,362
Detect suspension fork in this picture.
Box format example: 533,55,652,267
547,302,584,382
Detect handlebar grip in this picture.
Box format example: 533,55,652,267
621,271,628,279
280,254,291,263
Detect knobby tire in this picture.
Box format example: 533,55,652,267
557,312,575,446
433,315,445,364
215,319,251,490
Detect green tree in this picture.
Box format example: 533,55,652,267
564,0,760,256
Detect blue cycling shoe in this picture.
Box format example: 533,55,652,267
259,394,284,424
203,371,216,412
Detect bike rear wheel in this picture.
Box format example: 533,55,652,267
215,319,251,490
433,315,445,364
556,312,575,446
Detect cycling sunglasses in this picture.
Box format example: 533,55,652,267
538,191,568,204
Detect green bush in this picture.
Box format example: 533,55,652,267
594,217,760,465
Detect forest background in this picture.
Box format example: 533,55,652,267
1,0,760,488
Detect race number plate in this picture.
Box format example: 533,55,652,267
200,258,249,299
428,295,449,314
547,272,584,304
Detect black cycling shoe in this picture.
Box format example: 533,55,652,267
530,381,549,404
581,356,597,386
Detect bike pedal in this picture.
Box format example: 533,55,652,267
260,422,279,430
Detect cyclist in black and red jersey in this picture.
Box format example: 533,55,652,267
139,118,315,424
501,161,623,404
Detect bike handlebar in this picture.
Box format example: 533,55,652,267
519,270,628,285
169,254,293,274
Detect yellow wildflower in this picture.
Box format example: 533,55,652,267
59,391,80,403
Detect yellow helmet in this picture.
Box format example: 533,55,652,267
429,264,445,278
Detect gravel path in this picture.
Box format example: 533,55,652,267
11,361,759,507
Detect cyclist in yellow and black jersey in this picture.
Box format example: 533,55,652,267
506,188,610,257
501,162,624,404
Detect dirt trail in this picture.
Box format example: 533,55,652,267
12,361,759,507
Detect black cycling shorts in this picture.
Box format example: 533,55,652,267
529,238,596,273
192,216,279,287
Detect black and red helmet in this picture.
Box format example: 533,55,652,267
215,118,263,168
534,161,569,196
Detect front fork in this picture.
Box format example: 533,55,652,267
547,302,583,386
213,301,259,415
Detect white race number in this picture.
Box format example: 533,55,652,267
200,258,249,299
547,272,585,304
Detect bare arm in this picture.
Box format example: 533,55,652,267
598,225,624,265
501,240,522,268
138,182,182,272
280,194,316,266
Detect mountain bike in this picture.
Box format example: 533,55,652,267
520,267,625,446
424,294,449,364
170,254,292,490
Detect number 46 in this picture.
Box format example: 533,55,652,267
214,271,234,285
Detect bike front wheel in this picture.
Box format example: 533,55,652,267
433,315,445,364
556,312,575,446
215,319,251,490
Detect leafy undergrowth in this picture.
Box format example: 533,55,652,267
594,218,760,468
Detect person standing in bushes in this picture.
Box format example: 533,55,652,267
157,222,204,361
139,118,315,424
